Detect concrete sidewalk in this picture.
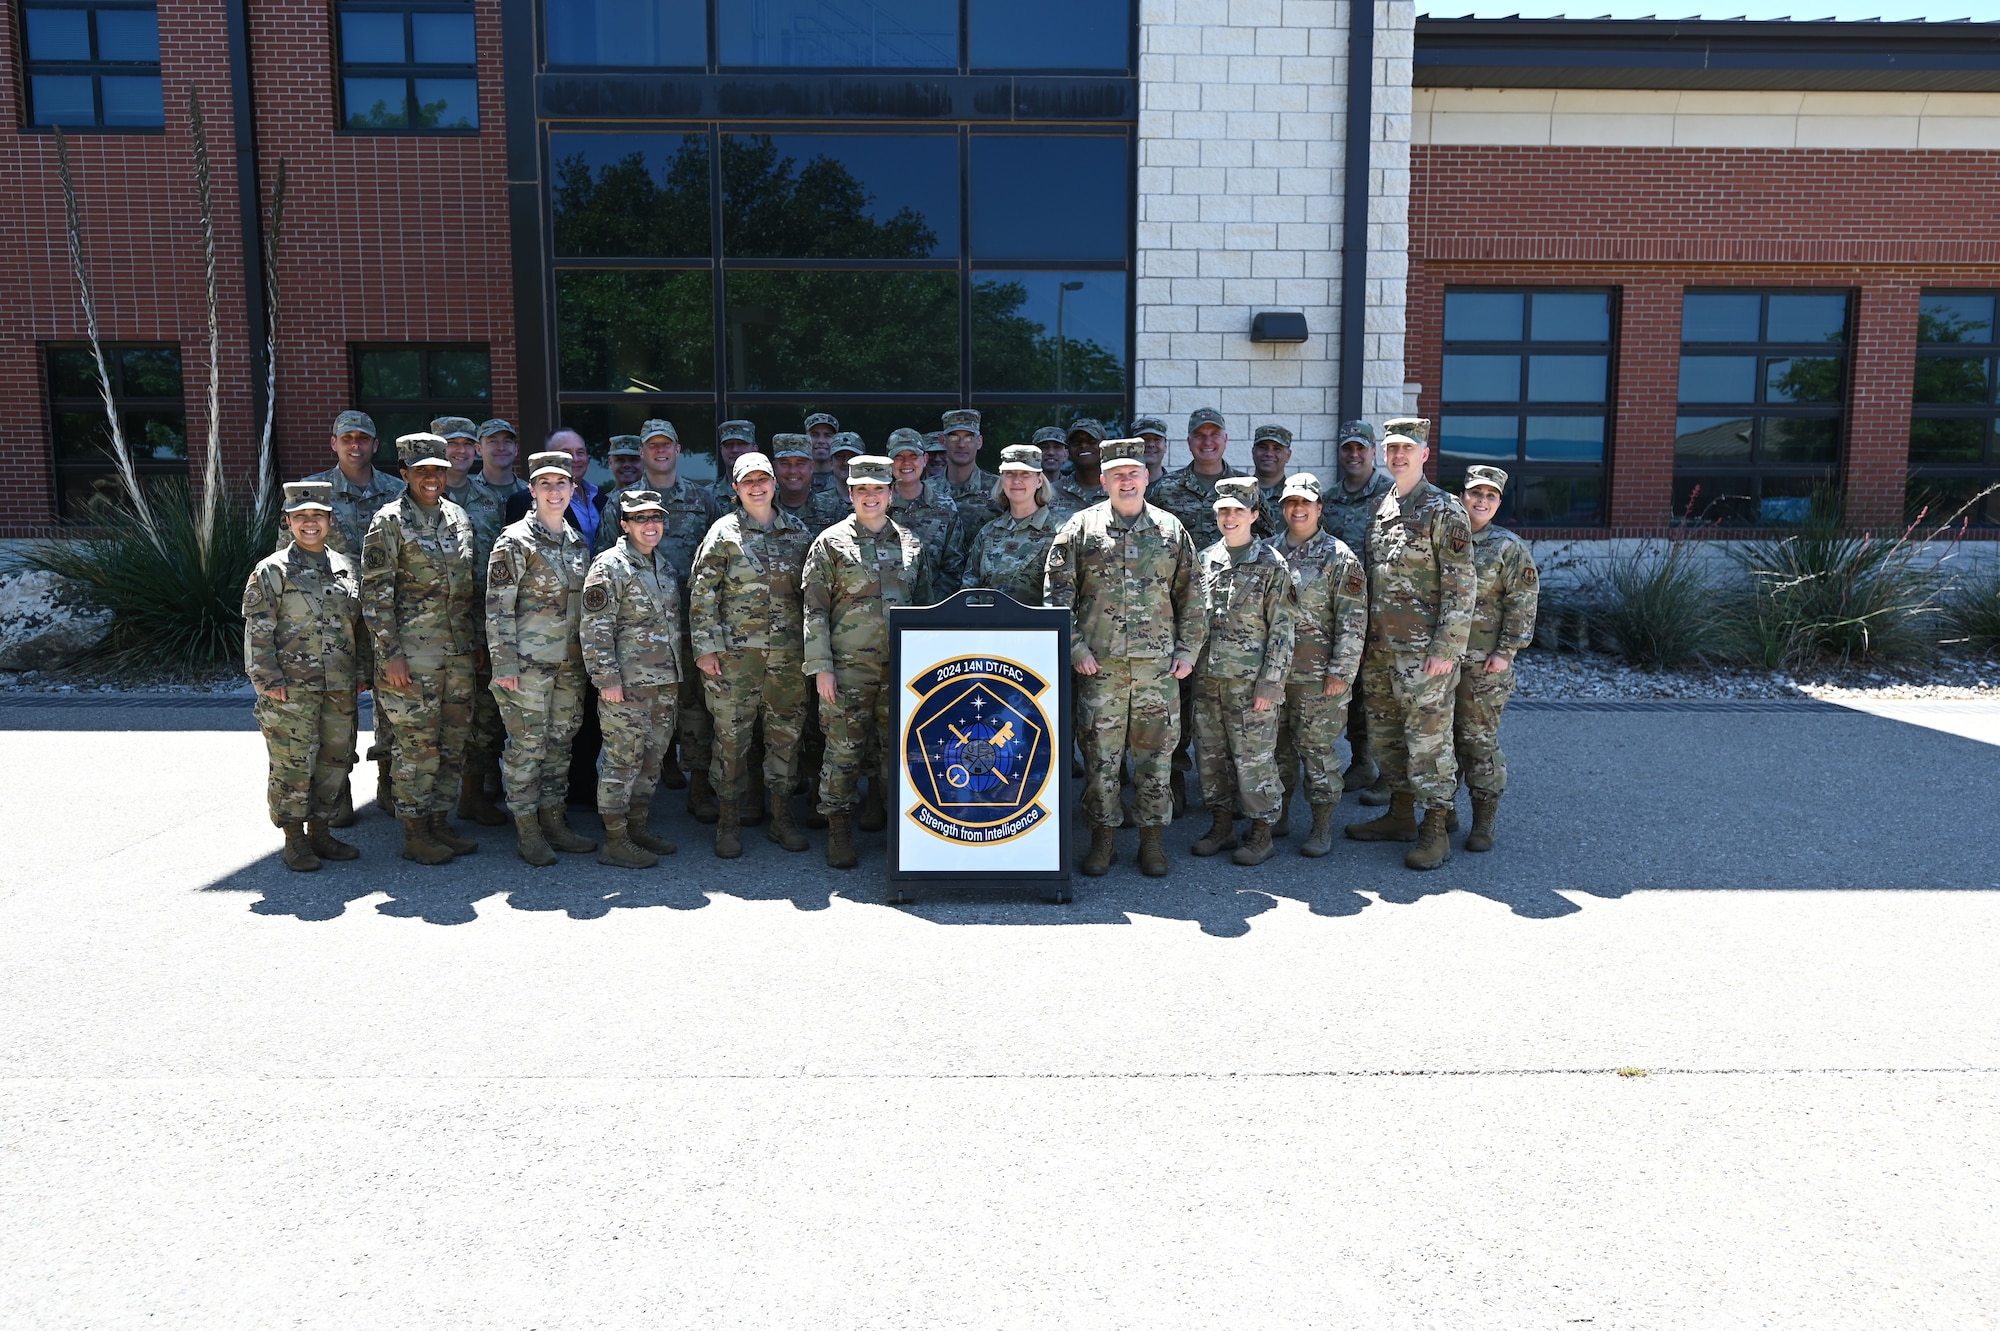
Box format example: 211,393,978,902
1,698,1995,1328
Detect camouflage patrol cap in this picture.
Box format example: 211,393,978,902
886,428,926,457
923,432,945,454
1066,417,1107,442
1188,407,1226,433
1031,426,1067,447
998,444,1043,473
1099,438,1147,471
1337,419,1378,448
477,418,516,440
1252,423,1294,448
732,451,775,482
1463,464,1509,494
640,418,678,444
1212,476,1261,511
803,412,840,433
619,489,667,518
771,433,813,461
1382,417,1432,447
830,431,864,457
397,432,452,467
847,456,894,487
718,419,756,445
430,416,479,441
332,409,377,438
941,408,981,435
1279,473,1324,503
527,451,573,480
283,480,334,513
1129,415,1168,439
607,435,643,457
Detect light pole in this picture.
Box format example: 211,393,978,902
1055,280,1084,394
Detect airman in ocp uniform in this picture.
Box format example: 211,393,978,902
361,434,482,865
1188,476,1296,868
690,451,816,859
488,451,598,866
938,408,999,528
606,435,646,490
711,419,758,508
1346,418,1476,871
1265,473,1368,857
471,418,525,505
581,489,684,869
804,412,841,492
886,428,961,593
1044,437,1202,878
436,415,509,829
1250,424,1293,508
243,481,363,872
773,433,847,534
1454,465,1539,854
1049,418,1108,519
802,455,931,869
959,444,1060,606
1323,418,1395,800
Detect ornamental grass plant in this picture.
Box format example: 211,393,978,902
1941,565,2000,655
1593,539,1734,669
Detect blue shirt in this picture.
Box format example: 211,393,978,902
569,479,601,548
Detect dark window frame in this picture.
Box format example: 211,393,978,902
335,0,479,135
1910,288,2000,528
1437,285,1618,528
350,342,494,469
18,0,164,132
1674,287,1851,527
43,341,186,520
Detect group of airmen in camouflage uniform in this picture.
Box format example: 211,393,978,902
244,404,1539,881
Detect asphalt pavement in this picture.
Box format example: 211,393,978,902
1,695,1995,1329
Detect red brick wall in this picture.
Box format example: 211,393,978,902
1410,145,2000,535
0,0,514,537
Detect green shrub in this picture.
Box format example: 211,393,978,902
19,481,278,676
1593,540,1731,668
1942,567,2000,655
1729,503,1944,670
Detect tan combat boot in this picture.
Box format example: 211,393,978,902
456,768,507,826
858,778,887,833
766,800,809,852
714,797,743,859
1346,791,1418,842
1272,790,1293,838
625,798,677,855
686,769,720,824
1464,793,1499,853
281,822,321,873
1233,818,1275,866
1191,807,1238,857
538,806,597,853
329,776,358,828
1137,826,1168,877
1405,807,1452,870
1079,826,1117,877
1299,804,1336,858
825,812,858,869
307,819,359,861
598,814,659,869
399,816,454,865
513,812,557,867
428,811,478,855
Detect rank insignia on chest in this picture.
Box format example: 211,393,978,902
582,585,609,612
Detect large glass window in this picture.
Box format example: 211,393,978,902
1675,289,1848,526
46,344,184,519
1910,292,2000,528
545,0,705,67
718,0,955,68
352,344,492,469
1436,288,1613,526
722,132,958,258
970,0,1130,71
550,133,712,257
338,0,477,131
22,1,162,129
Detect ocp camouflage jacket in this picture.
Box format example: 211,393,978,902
241,544,361,693
581,538,683,692
1195,538,1296,702
1267,529,1368,687
487,515,589,675
1465,524,1540,663
687,508,813,657
360,495,478,670
1043,502,1203,670
1364,478,1476,661
801,516,929,677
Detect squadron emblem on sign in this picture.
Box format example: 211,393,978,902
903,656,1055,846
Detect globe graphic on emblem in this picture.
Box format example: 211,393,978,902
942,702,1015,796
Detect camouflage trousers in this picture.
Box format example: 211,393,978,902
676,636,713,774
597,683,678,814
1077,658,1180,829
373,654,474,818
703,648,809,801
253,688,357,825
1360,650,1460,810
1453,662,1516,798
467,662,503,764
495,661,586,816
1276,679,1350,807
1193,677,1283,820
817,664,891,815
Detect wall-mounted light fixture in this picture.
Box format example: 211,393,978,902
1249,311,1309,343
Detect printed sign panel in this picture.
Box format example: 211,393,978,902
895,627,1065,875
